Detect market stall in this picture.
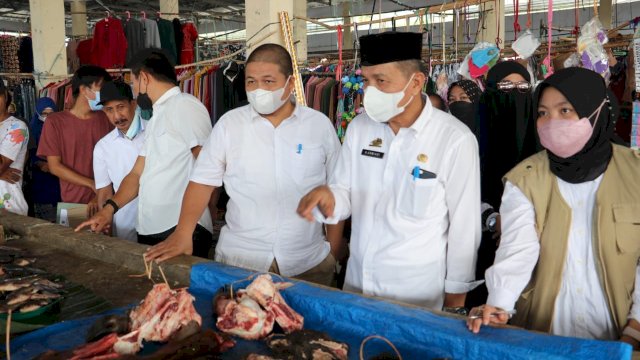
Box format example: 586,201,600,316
0,211,631,359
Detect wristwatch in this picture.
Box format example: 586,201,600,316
103,199,119,214
487,213,499,233
443,306,469,316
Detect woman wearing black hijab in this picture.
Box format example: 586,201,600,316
448,79,482,133
478,61,539,211
465,61,539,309
468,68,640,347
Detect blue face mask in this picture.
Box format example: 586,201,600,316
126,107,144,140
87,90,103,111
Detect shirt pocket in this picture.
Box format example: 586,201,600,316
613,204,640,254
289,145,326,185
397,177,438,218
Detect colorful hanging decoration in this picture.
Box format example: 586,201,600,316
577,17,610,82
541,0,554,78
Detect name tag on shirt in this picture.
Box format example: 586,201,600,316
361,149,384,159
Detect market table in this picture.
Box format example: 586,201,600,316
6,261,633,360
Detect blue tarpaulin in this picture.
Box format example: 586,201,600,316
7,262,632,359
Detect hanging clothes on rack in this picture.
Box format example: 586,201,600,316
172,18,183,65
17,37,33,73
141,17,162,49
0,35,20,77
11,79,36,122
66,39,81,73
301,72,339,122
177,61,247,125
76,38,94,66
157,18,178,64
181,22,198,65
39,79,72,111
92,16,128,69
124,17,145,66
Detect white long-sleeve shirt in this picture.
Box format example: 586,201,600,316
321,99,482,309
487,178,640,340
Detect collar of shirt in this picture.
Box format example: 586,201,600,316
249,101,300,124
405,93,433,137
152,86,181,110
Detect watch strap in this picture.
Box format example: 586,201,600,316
104,199,119,214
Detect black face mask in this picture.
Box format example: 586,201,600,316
137,76,153,111
449,101,476,132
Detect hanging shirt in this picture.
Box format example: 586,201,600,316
92,18,128,69
76,39,94,66
319,98,482,309
180,22,198,65
486,179,640,340
190,104,341,276
138,87,212,235
141,19,162,49
93,122,146,242
37,111,113,204
0,117,28,215
157,18,177,64
124,18,145,66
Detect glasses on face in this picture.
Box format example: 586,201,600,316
497,80,531,93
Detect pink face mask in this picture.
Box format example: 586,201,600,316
537,99,607,159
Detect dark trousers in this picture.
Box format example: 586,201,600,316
138,224,214,259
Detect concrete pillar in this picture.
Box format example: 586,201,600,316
159,0,179,20
342,4,353,50
292,0,307,61
599,0,613,29
70,0,88,37
477,0,505,48
245,0,307,61
29,0,67,82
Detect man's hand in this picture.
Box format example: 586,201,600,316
36,161,50,173
444,292,466,308
467,304,511,334
0,168,21,184
620,335,639,350
144,230,193,263
87,196,100,218
492,214,502,242
297,185,336,222
75,206,114,234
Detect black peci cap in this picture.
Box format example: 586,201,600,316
98,81,133,105
359,31,423,66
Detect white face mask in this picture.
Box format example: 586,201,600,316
363,74,416,123
247,77,291,115
38,115,47,122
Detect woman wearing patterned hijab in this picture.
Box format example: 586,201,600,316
447,79,482,133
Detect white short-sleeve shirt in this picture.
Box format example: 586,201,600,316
190,104,341,276
138,87,213,235
93,125,146,242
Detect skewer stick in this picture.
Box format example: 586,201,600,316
158,265,169,288
5,309,11,360
359,335,402,360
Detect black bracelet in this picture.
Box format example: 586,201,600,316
104,199,119,214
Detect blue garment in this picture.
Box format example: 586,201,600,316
29,97,61,205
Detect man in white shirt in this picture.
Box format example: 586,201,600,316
143,44,344,286
92,81,145,242
298,32,482,309
77,49,214,258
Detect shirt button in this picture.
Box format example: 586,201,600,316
576,287,583,294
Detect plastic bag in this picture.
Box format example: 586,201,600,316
458,42,499,79
577,17,610,82
512,29,541,59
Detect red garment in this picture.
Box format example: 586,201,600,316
180,23,198,65
37,111,113,203
91,18,128,69
76,39,95,66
